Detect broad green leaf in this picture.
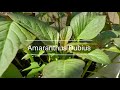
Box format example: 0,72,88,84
1,63,22,78
70,12,106,40
42,59,85,78
8,13,59,46
0,21,35,77
70,12,96,40
77,16,106,40
60,26,72,46
22,62,40,71
68,12,101,26
89,55,120,78
27,64,45,78
104,46,120,53
93,31,117,46
75,49,110,64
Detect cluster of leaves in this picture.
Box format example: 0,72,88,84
0,12,120,78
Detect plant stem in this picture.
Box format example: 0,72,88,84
66,12,72,26
81,60,92,78
77,39,79,42
62,51,66,60
48,55,50,63
46,13,50,25
39,57,45,64
60,14,63,29
103,12,112,30
57,12,61,32
15,57,24,69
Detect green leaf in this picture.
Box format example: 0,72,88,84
42,59,85,78
89,55,120,78
0,16,6,21
37,50,45,57
112,24,120,36
70,12,96,40
77,16,106,40
23,62,40,71
27,64,45,78
104,46,120,53
0,21,35,77
104,51,118,61
93,31,117,46
60,26,72,46
8,13,59,46
112,24,120,31
70,12,106,40
1,63,22,78
22,54,30,60
23,50,45,59
113,38,120,48
75,49,111,64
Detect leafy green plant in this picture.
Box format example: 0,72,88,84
0,12,120,78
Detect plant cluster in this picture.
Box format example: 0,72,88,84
0,12,120,78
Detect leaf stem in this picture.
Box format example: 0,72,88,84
48,55,51,63
81,60,92,78
66,12,72,26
